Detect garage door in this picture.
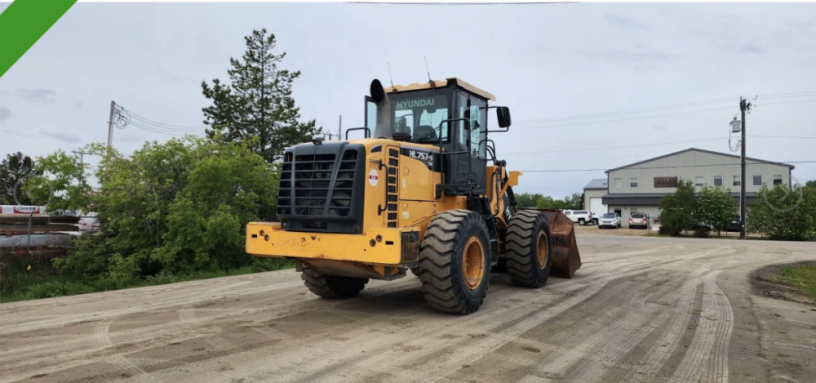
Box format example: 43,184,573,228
590,198,606,216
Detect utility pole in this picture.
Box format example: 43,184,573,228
338,115,342,140
71,149,89,187
107,100,116,149
739,97,751,240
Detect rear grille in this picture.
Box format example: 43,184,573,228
278,151,358,217
276,143,365,233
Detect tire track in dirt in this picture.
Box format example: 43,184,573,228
242,247,681,383
209,253,658,383
667,270,734,383
556,267,720,383
324,246,737,383
92,319,158,383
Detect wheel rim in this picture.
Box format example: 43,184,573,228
462,236,485,290
536,231,549,270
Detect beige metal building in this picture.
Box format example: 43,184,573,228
592,148,794,227
583,179,608,215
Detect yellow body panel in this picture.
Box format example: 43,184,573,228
246,137,483,268
247,222,417,265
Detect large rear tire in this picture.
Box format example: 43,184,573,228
301,264,368,299
504,210,553,288
418,209,491,315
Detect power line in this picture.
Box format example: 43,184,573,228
511,98,816,131
511,91,816,125
127,110,208,130
513,106,735,131
517,160,816,173
752,135,816,139
128,121,200,136
502,137,726,156
501,134,816,157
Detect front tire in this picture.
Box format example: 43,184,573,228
504,210,553,288
418,210,491,315
301,264,368,299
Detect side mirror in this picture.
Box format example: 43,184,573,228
496,107,511,128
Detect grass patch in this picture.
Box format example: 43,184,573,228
0,257,295,304
777,264,816,302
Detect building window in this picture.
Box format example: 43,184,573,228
733,175,741,186
614,178,622,188
630,178,638,188
631,208,638,213
773,175,783,185
714,176,723,187
753,175,762,186
695,176,704,187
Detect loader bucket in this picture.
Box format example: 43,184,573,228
532,209,582,278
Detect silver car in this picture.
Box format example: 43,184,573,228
598,213,621,229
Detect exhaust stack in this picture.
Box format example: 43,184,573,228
370,79,392,139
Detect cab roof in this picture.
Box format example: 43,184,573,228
384,77,496,101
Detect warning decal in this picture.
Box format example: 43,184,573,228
368,169,379,186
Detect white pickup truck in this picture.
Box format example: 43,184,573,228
562,210,597,226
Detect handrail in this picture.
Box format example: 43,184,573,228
345,127,370,140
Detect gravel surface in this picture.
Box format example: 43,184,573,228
1,234,814,383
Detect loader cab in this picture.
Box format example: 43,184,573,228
364,78,500,197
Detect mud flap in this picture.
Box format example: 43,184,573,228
534,209,582,278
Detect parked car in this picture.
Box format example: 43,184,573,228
563,210,595,226
598,213,621,229
629,213,649,229
724,216,742,232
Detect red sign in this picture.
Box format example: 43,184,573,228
13,206,40,214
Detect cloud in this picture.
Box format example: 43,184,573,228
40,130,82,144
788,20,814,31
118,134,144,143
16,88,56,103
604,14,647,31
73,101,83,110
736,43,766,54
653,125,666,131
0,106,11,122
579,48,673,63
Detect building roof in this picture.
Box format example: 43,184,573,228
584,178,608,190
384,77,496,101
605,148,795,173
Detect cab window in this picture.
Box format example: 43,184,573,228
458,92,487,157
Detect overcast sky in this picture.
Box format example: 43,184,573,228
1,2,815,198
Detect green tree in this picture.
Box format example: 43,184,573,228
27,150,93,213
658,179,697,236
0,152,40,205
694,186,738,236
747,183,816,241
201,29,322,163
805,180,816,189
57,136,280,280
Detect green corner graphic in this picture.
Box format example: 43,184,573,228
0,0,77,79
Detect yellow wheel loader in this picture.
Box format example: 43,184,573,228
246,78,581,314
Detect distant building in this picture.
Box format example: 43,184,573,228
587,148,794,227
583,178,608,215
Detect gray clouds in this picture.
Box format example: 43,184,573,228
1,2,815,198
578,48,674,63
40,130,82,144
604,14,648,31
16,89,56,103
0,106,11,122
737,43,767,54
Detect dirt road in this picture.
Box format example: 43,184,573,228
2,235,814,383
